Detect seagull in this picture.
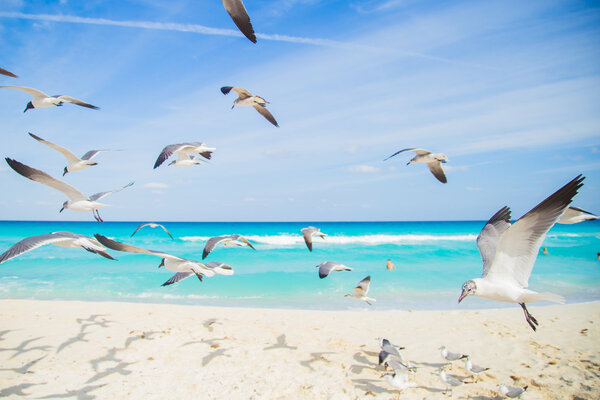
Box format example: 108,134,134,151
5,158,133,223
28,132,110,175
438,368,467,393
345,276,376,305
220,86,279,127
0,67,17,78
202,234,256,259
93,235,232,286
0,86,99,112
0,231,115,264
131,223,174,240
153,142,215,169
498,383,528,398
378,339,416,371
301,226,327,252
439,346,468,362
458,175,585,331
381,361,418,392
384,148,448,183
463,356,489,382
316,261,352,279
557,206,599,224
222,0,256,43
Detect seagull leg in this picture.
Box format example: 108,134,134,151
95,209,104,223
92,211,100,222
520,303,538,331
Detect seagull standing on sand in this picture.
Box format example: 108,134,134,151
439,346,468,362
0,86,99,112
0,231,115,264
384,148,448,183
458,175,585,331
498,383,528,398
438,368,467,393
345,276,376,305
28,133,110,175
222,0,256,43
463,356,489,382
131,223,174,240
202,234,256,259
557,206,599,224
378,339,415,371
300,226,327,252
0,67,17,78
316,261,352,279
153,142,215,169
221,86,279,127
5,158,133,223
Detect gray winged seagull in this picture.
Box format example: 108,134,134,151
0,85,99,112
458,175,585,331
316,261,352,279
222,0,256,43
463,356,489,382
28,132,110,175
557,206,599,224
300,226,327,252
153,142,215,169
437,368,468,393
384,148,448,183
202,234,255,259
5,158,133,223
381,359,417,392
0,231,115,264
498,383,528,398
379,339,415,371
0,67,18,78
345,275,376,305
221,86,279,127
131,223,174,239
94,235,233,286
439,346,468,362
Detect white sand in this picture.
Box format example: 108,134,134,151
0,300,598,399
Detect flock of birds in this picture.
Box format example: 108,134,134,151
1,1,599,397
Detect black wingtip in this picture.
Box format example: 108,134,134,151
221,86,233,95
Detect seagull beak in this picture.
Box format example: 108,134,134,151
442,160,448,163
59,206,65,213
458,289,468,303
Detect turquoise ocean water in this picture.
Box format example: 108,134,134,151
0,220,598,310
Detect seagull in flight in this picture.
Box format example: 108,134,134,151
0,231,115,264
300,226,327,252
0,85,99,112
153,142,215,169
0,67,17,78
557,206,599,224
221,86,279,127
381,360,417,392
5,158,133,222
384,148,448,183
458,175,585,330
316,261,352,279
202,234,256,259
131,223,174,240
222,0,256,43
345,276,376,305
28,132,111,175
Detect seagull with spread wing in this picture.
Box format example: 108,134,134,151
384,148,448,183
345,276,376,305
0,85,99,112
221,86,279,127
316,261,352,279
153,142,215,169
300,226,327,252
222,0,256,43
202,234,255,259
0,67,18,78
557,206,598,224
131,223,174,240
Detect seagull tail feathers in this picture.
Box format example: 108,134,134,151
532,292,565,304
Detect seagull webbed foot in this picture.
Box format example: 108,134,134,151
520,303,539,331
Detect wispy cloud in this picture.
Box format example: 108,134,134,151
348,164,381,173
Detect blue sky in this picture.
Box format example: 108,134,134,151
0,0,599,221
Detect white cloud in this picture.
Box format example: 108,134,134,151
347,164,381,173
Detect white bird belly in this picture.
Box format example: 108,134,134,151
236,97,256,107
33,97,60,108
68,201,105,212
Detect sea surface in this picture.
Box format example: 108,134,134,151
0,220,599,310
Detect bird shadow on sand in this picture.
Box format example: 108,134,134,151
352,378,397,395
202,348,231,366
85,362,135,384
0,337,52,360
35,384,107,400
350,351,377,374
0,383,43,397
417,361,448,368
263,334,297,351
56,331,90,354
181,337,227,348
299,351,336,370
470,396,503,400
0,355,46,374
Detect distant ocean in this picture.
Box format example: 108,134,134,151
0,220,598,310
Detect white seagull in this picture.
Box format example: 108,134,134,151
379,339,415,371
5,158,134,223
463,356,489,382
202,234,256,259
498,383,528,398
220,86,279,127
300,226,327,252
316,261,352,279
153,142,215,169
345,276,376,305
222,0,256,43
94,235,233,286
0,231,115,264
438,368,467,393
131,223,174,240
0,85,99,112
458,175,585,331
0,67,17,78
557,206,599,224
384,148,448,183
29,132,110,175
439,346,468,362
381,361,418,392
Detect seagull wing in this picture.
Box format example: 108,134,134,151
478,206,512,277
487,175,585,287
81,150,108,161
94,234,178,259
301,228,314,251
253,104,279,127
154,144,194,168
131,223,150,237
89,181,134,202
221,0,257,43
237,236,256,250
354,276,371,296
231,87,253,99
0,232,78,264
427,161,447,183
317,261,338,279
0,86,50,100
161,272,194,286
204,261,235,275
28,132,80,163
0,67,18,78
5,158,88,201
56,95,99,110
157,224,174,239
383,148,416,161
567,206,596,215
203,236,230,259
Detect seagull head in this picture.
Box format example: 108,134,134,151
59,201,69,213
62,166,69,176
436,153,448,163
458,280,477,303
23,101,34,113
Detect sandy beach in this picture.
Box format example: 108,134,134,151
0,300,598,399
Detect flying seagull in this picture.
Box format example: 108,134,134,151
345,276,376,305
28,132,110,175
202,234,256,259
557,206,599,224
222,0,256,43
300,226,327,252
316,261,352,279
378,339,415,371
5,158,133,223
0,67,17,78
381,360,417,392
153,142,215,169
94,235,233,286
221,86,279,127
439,346,468,362
131,223,174,240
0,85,99,112
458,175,585,331
0,231,115,264
463,356,489,382
498,383,528,398
384,148,448,183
